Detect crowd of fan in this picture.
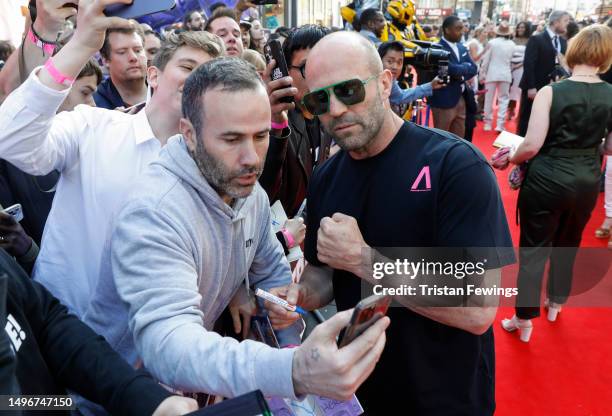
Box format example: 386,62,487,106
0,1,611,415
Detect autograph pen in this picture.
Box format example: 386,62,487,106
255,288,307,315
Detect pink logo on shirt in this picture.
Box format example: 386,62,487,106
411,166,431,192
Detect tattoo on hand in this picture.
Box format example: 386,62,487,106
310,347,320,362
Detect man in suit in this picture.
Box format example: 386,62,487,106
429,15,478,138
517,10,570,136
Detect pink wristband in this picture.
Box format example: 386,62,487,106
27,28,56,56
44,58,75,87
271,119,289,130
280,228,295,249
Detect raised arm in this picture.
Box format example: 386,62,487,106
0,1,76,103
0,0,134,176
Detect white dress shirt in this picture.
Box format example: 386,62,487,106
0,70,161,316
442,36,460,60
546,26,561,53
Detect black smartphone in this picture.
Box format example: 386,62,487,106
105,0,176,19
263,39,293,104
338,294,391,348
251,0,279,4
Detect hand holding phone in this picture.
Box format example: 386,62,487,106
291,308,389,400
263,39,295,107
0,207,32,258
1,205,23,223
338,294,391,348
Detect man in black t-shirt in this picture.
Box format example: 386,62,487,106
267,32,515,415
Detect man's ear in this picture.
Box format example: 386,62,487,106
380,69,394,101
147,66,160,92
180,118,197,153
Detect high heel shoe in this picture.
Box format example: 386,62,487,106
544,299,562,322
501,315,533,342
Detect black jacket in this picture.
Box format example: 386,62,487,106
260,110,332,217
519,30,568,91
0,249,172,415
0,160,58,245
93,77,127,110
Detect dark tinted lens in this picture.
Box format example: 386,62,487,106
333,79,366,106
302,89,329,116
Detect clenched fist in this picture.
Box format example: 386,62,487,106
317,213,368,275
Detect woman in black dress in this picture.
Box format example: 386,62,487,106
492,25,612,342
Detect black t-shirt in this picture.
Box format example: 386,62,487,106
305,122,515,415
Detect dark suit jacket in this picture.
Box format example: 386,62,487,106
259,109,332,217
519,30,567,91
93,77,127,110
428,39,478,109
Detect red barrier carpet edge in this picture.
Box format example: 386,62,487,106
465,114,612,416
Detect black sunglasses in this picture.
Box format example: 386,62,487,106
301,74,379,116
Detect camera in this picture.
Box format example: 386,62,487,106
404,41,451,84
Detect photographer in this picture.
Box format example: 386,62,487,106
377,41,444,114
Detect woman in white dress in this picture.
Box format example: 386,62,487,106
508,21,533,120
466,27,488,90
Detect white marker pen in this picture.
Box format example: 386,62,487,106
255,288,307,315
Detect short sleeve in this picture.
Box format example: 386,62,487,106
435,146,516,269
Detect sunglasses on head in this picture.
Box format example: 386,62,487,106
301,74,380,116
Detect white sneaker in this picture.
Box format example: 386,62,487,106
483,124,492,131
501,315,533,342
544,299,563,322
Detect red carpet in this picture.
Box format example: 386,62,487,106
464,114,612,415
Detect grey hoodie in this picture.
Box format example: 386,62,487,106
84,135,298,399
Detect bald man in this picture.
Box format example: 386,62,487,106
272,32,515,415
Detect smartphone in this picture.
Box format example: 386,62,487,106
251,0,279,4
338,294,391,348
1,204,23,223
105,0,176,19
263,39,293,104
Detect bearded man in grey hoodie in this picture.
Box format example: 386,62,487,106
84,58,389,403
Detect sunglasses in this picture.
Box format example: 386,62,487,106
301,74,379,116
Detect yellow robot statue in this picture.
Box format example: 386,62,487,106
381,0,432,58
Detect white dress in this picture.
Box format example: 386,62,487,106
465,38,484,90
510,44,526,101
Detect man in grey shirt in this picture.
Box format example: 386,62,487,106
85,58,389,401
